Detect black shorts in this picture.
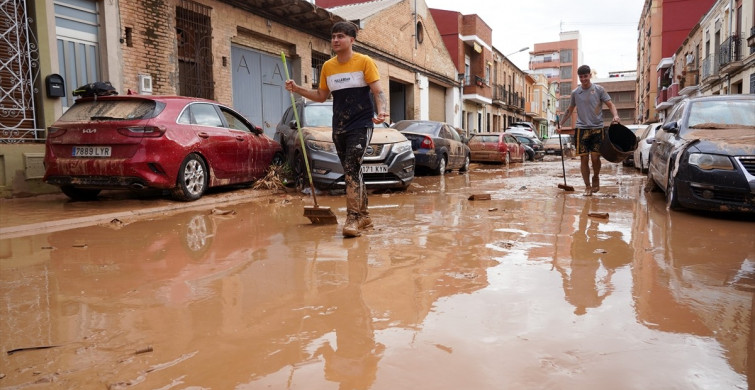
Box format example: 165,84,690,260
575,128,603,156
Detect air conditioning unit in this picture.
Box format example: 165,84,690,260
138,74,153,95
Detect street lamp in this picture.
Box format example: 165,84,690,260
505,47,529,57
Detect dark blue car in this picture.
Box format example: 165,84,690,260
392,120,471,175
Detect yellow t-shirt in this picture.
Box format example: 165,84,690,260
319,53,379,131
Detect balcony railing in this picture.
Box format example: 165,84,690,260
701,55,719,81
719,35,744,68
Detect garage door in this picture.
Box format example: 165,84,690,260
428,82,446,122
231,45,290,138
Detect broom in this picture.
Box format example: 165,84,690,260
556,116,575,191
281,52,338,224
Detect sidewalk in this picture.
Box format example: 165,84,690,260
0,188,281,239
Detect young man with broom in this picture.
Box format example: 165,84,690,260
285,21,389,237
559,65,620,196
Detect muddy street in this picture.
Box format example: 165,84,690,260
1,157,754,389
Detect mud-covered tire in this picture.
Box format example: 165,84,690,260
61,186,101,201
460,154,470,172
666,171,682,210
435,155,447,175
171,153,207,202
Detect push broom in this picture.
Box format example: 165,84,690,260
281,52,338,224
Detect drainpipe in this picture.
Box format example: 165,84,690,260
728,0,733,93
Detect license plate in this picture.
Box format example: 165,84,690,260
72,146,111,157
361,164,388,174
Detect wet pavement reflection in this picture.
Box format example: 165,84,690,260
1,159,754,389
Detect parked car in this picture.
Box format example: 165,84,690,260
543,135,576,156
513,134,545,161
622,124,647,166
392,120,471,175
274,100,414,190
504,126,534,137
43,95,283,201
510,121,536,132
633,122,662,173
467,132,527,164
647,95,755,213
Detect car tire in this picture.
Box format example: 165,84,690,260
435,155,447,175
666,169,682,210
60,186,101,201
460,154,470,172
171,153,208,202
294,153,307,191
639,154,648,173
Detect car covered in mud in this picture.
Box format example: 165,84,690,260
647,95,755,213
274,99,414,190
43,95,282,201
392,120,470,175
467,132,526,164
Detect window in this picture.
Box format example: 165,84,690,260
221,107,253,132
311,51,330,89
177,0,214,99
560,49,572,63
191,103,223,127
560,66,572,79
559,82,572,95
485,63,491,85
464,56,471,85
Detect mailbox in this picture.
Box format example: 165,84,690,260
45,74,65,98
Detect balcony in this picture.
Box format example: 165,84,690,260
461,74,492,105
492,84,507,107
701,56,720,84
719,35,745,74
655,88,673,110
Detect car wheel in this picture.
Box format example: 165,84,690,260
666,170,682,210
294,153,307,191
60,186,101,201
271,152,285,166
435,155,447,175
460,154,470,172
171,153,208,202
640,154,648,174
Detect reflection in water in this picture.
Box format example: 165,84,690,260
557,198,632,315
316,238,384,390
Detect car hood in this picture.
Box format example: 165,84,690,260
302,126,406,144
683,128,755,155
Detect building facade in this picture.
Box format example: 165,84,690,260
0,0,459,197
594,71,638,127
636,0,716,124
529,31,581,135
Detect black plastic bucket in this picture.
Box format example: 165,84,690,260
600,123,637,163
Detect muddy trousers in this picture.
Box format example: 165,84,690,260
333,127,373,219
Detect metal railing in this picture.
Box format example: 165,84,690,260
718,35,743,68
701,55,719,80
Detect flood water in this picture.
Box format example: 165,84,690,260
1,158,754,389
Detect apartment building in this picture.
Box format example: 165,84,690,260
653,0,754,120
529,31,581,135
636,0,716,124
594,71,638,126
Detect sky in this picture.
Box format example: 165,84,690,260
424,0,645,78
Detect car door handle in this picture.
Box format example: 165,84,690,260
198,132,209,139
236,136,245,141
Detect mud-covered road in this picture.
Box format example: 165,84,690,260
1,157,754,389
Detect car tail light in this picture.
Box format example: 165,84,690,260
420,136,434,149
47,126,66,138
117,126,166,137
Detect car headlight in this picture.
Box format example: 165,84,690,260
306,140,337,153
393,140,412,154
688,153,734,170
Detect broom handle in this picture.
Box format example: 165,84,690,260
281,52,320,207
557,118,567,186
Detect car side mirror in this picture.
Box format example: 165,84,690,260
253,125,263,135
662,121,679,134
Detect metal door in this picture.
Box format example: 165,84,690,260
231,46,289,138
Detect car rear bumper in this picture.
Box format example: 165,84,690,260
44,158,176,189
470,151,506,163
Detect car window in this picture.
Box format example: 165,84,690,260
280,106,293,126
504,135,517,143
191,103,223,127
688,100,755,128
303,104,333,127
447,126,462,142
393,121,439,135
666,101,686,124
220,107,254,132
58,99,159,122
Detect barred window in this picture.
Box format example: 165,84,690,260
311,51,330,89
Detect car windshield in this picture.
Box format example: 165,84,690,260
58,99,160,122
393,121,439,135
303,105,333,127
688,100,755,129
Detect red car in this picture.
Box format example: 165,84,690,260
467,132,526,164
44,95,282,201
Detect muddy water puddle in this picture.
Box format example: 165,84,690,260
1,160,754,389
